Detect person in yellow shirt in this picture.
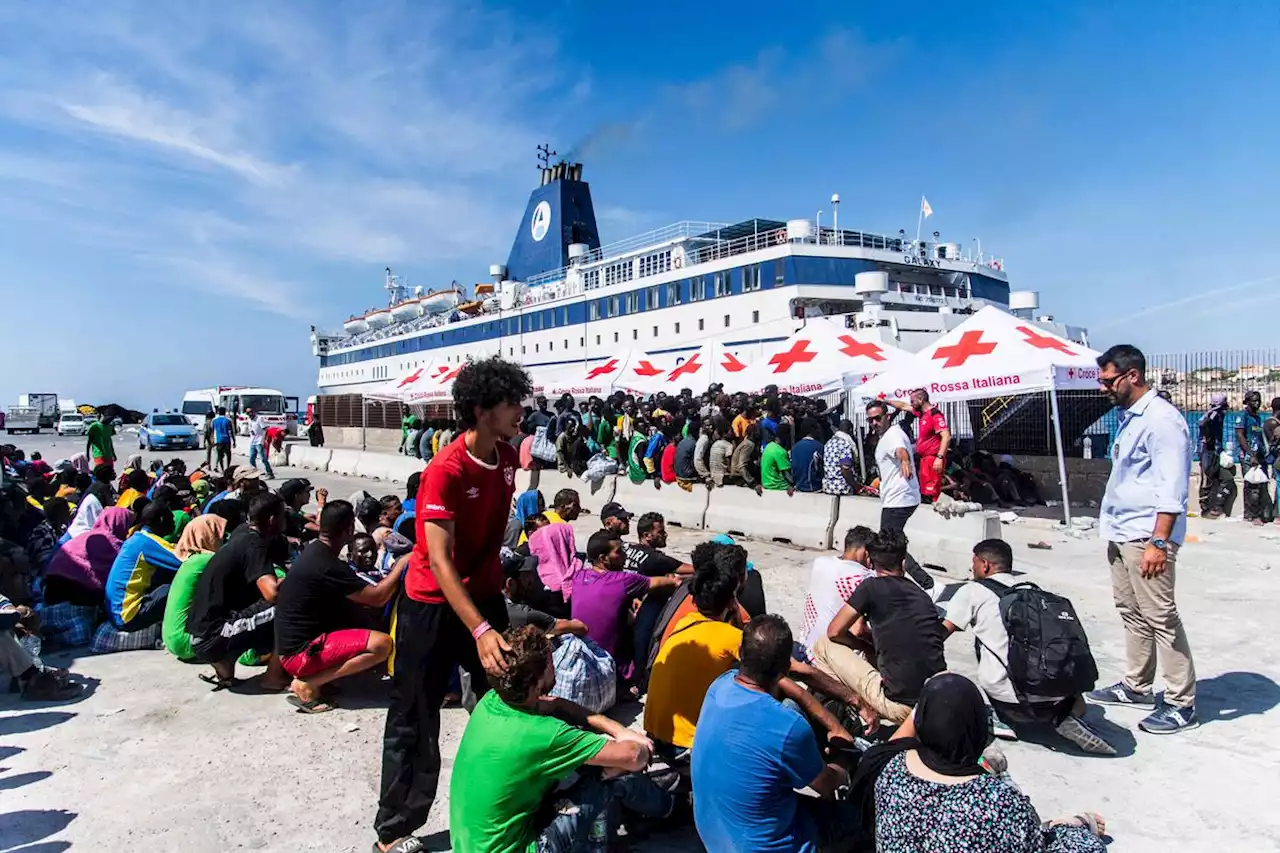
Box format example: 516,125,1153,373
115,468,152,510
732,404,760,439
541,488,581,526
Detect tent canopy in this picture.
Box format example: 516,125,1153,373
853,306,1101,404
730,317,918,396
541,350,667,398
364,359,457,403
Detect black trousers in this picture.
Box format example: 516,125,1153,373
878,504,934,590
374,593,509,844
214,441,231,470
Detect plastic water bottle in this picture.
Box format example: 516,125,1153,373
1083,437,1093,459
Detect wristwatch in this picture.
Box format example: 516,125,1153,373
1150,538,1169,551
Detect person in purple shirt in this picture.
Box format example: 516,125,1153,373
571,531,680,685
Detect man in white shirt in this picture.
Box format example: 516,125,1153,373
942,539,1116,755
1087,344,1196,735
800,526,874,657
866,401,920,533
245,407,274,480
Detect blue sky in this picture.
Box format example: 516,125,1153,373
0,0,1277,409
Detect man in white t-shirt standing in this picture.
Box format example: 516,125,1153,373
245,407,274,480
866,400,920,534
942,539,1116,755
800,526,874,658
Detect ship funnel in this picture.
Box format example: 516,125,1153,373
505,152,601,282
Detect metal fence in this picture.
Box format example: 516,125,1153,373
317,395,453,430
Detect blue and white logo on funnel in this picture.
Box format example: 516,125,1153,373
530,200,552,242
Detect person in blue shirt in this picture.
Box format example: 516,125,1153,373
692,615,859,852
209,407,235,471
790,422,825,493
105,501,183,631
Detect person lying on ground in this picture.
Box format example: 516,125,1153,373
868,672,1107,853
186,492,291,692
942,539,1116,755
104,501,183,632
692,615,860,853
275,500,403,713
448,625,671,853
815,529,946,730
571,530,680,688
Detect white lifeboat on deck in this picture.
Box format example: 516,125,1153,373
422,287,464,314
343,315,370,334
366,309,393,329
391,299,423,321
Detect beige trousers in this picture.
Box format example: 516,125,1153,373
1107,540,1196,707
811,636,912,724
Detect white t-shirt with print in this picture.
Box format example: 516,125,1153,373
801,556,873,652
943,579,1017,703
875,424,921,509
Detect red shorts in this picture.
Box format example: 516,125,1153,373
918,455,943,499
281,629,371,678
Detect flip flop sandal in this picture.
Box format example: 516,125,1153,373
287,694,338,714
1074,813,1105,836
371,837,425,853
198,672,238,691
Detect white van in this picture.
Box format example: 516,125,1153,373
180,389,219,436
181,386,300,437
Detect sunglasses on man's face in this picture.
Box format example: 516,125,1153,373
1098,370,1132,389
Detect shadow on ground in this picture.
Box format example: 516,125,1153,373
0,712,76,737
0,809,76,849
1194,671,1280,725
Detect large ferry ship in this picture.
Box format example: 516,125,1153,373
310,154,1087,395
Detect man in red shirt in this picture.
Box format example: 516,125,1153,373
888,388,951,502
374,357,532,853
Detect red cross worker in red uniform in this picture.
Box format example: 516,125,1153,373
887,388,952,501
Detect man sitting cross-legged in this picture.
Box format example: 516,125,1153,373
273,499,405,714
813,529,946,730
942,538,1117,755
692,615,860,852
448,625,673,853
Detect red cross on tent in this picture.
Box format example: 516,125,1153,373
1017,325,1076,355
431,365,450,378
768,339,817,374
585,359,619,379
1067,367,1076,379
932,331,997,368
720,352,747,373
396,368,424,388
837,336,886,362
667,354,703,382
632,360,662,377
438,366,462,383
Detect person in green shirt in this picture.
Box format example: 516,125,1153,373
760,439,796,494
86,418,116,468
449,625,671,853
626,427,648,485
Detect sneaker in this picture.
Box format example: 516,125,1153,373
1086,681,1156,708
1056,715,1118,755
1138,703,1199,735
989,709,1018,741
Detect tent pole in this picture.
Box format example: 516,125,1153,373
362,397,368,451
1048,386,1072,527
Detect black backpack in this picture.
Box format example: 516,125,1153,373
976,578,1098,699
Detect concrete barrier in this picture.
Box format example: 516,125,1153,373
612,476,707,530
288,446,331,472
350,453,423,484
703,489,838,549
832,496,1001,572
532,471,617,518
327,449,363,477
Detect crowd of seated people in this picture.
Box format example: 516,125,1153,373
1,411,1113,851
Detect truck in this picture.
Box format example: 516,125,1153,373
181,386,300,437
5,405,40,434
18,393,60,429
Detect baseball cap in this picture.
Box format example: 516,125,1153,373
232,468,262,485
278,477,312,502
600,502,633,522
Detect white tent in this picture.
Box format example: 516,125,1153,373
730,317,919,396
541,350,668,398
365,360,453,403
853,305,1103,523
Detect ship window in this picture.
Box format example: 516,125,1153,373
714,272,730,298
614,332,619,343
666,282,681,305
589,302,600,321
608,297,619,317
625,292,638,314
535,344,539,352
596,335,601,345
744,264,762,292
648,286,660,309
652,326,658,337
521,346,526,354
585,270,600,290
698,319,705,331
565,339,569,349
691,277,705,302
675,322,680,334
548,342,553,351
632,329,638,340
509,348,513,356
724,314,730,327
752,310,759,323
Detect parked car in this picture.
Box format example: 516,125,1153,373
56,412,87,436
138,412,200,451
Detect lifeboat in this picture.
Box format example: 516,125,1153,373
457,300,485,315
391,299,423,321
366,309,393,329
343,315,370,334
422,287,464,314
